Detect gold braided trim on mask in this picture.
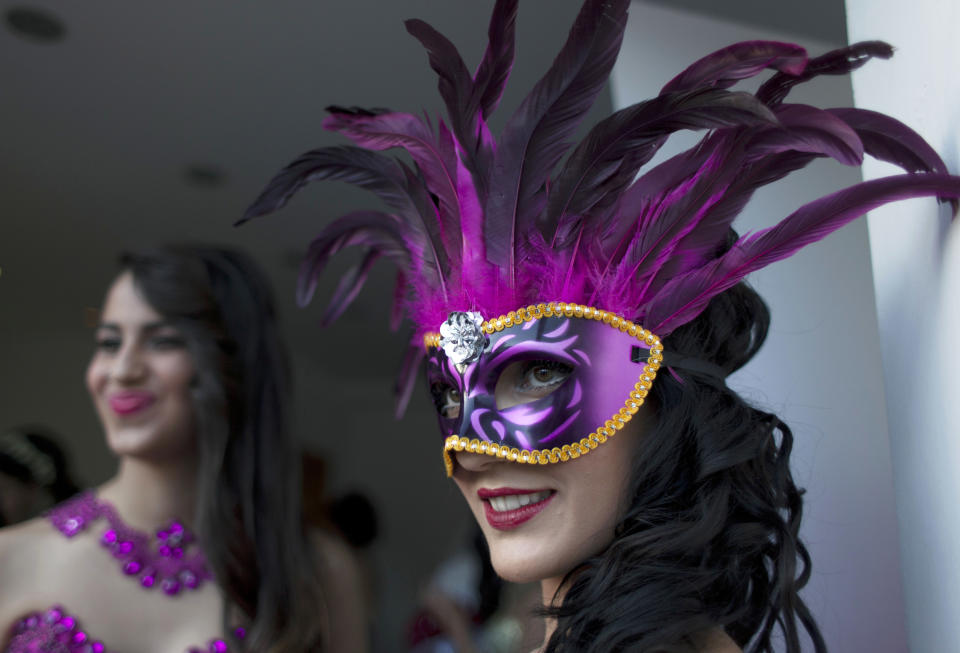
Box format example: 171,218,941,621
423,302,663,477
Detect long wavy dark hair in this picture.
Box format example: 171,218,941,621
543,278,825,652
120,245,324,652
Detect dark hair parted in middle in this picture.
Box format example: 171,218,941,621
121,245,324,652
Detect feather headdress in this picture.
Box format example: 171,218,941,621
243,0,960,411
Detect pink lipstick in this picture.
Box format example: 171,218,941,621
108,391,156,416
479,487,555,531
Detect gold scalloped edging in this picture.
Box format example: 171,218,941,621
425,302,663,476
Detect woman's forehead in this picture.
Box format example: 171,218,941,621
99,272,164,326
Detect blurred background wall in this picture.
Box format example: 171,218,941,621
846,0,960,650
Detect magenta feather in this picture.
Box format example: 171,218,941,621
484,0,630,285
661,41,807,95
645,174,960,334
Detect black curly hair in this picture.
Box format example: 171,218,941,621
542,280,825,653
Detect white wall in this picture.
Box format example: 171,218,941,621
845,1,960,651
613,3,907,650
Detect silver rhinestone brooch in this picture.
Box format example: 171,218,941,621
439,311,486,369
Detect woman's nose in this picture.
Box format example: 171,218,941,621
453,450,503,473
110,345,147,383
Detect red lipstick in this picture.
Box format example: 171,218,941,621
108,391,156,416
479,487,555,531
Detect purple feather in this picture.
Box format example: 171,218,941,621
242,145,430,228
485,0,630,286
645,174,960,334
661,41,807,95
827,108,949,175
296,210,413,307
324,107,466,263
472,0,519,120
642,104,866,284
406,2,518,201
395,343,426,418
321,249,382,326
546,88,777,249
757,41,893,106
390,271,408,331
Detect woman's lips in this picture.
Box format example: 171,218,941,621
108,392,156,416
478,487,555,531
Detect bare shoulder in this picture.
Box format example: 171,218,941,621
0,518,60,627
0,517,57,568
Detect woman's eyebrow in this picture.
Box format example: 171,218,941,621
141,321,176,333
94,321,174,333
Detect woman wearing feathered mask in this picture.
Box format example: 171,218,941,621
243,1,960,650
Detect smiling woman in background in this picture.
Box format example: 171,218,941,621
241,0,960,650
0,245,363,652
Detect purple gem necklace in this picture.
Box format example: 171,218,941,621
49,491,213,596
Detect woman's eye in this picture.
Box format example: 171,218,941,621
520,360,572,391
430,383,461,419
149,335,186,350
95,338,121,352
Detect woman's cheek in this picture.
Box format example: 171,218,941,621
85,355,107,398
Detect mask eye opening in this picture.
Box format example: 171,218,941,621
430,381,461,419
494,358,574,411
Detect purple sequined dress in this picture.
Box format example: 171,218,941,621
4,493,244,653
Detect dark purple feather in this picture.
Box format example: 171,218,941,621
645,174,960,334
661,41,807,95
394,344,426,418
757,41,893,106
485,0,630,283
320,249,382,326
296,210,413,307
746,104,863,164
243,146,422,223
546,88,777,248
405,18,474,144
643,104,866,284
390,271,408,331
472,0,520,119
323,107,464,262
828,108,949,174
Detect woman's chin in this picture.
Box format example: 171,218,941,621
106,427,193,462
488,545,568,585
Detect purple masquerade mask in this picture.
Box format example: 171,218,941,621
425,303,662,476
244,1,960,476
